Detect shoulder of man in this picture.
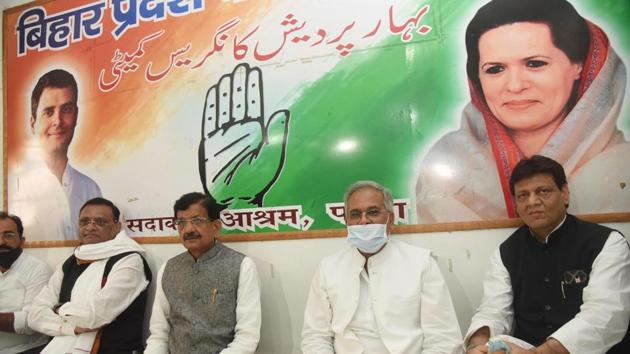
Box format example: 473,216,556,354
499,223,531,249
314,245,360,275
20,252,52,274
389,239,431,255
66,164,101,192
571,214,615,235
104,251,152,282
214,241,246,259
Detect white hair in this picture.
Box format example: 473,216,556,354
343,180,394,213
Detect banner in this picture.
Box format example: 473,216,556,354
4,0,630,242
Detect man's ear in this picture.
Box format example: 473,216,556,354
386,211,395,235
30,116,36,133
212,219,222,232
113,221,122,235
561,183,570,208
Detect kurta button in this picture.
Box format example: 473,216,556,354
544,305,551,311
543,277,550,282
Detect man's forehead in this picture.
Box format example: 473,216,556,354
346,187,385,210
38,86,76,104
514,173,557,190
80,204,115,219
176,202,209,218
0,218,18,232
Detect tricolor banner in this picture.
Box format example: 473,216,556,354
4,0,630,243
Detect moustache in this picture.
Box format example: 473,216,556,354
183,232,201,240
0,245,14,252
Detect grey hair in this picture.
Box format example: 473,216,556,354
343,180,394,213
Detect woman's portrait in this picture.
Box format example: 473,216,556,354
416,0,630,222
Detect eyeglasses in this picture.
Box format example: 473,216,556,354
175,217,212,229
515,187,556,203
346,208,388,223
79,217,114,228
1,232,18,241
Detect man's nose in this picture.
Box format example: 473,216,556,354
84,220,99,230
358,212,371,225
526,193,543,205
50,109,61,126
180,221,195,233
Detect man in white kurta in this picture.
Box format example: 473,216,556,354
302,181,462,354
8,69,101,242
27,198,150,354
0,212,51,354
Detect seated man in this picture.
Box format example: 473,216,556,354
0,212,50,354
465,155,630,354
302,181,462,353
28,198,152,354
145,192,261,354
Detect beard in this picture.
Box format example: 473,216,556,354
0,246,23,269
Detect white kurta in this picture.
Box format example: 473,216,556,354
302,239,462,354
27,231,149,353
9,153,101,241
0,252,51,354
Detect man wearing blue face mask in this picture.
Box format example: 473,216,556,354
301,181,462,353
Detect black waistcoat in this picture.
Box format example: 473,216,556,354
60,252,152,354
500,214,618,346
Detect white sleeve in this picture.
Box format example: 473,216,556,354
551,231,630,353
220,256,262,354
14,259,51,335
56,253,150,329
465,248,514,344
420,256,464,354
145,264,171,354
301,264,335,354
27,264,76,336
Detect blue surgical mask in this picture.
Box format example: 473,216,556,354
346,222,388,254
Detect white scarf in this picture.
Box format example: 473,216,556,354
42,231,145,354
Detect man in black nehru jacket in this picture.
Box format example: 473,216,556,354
465,155,630,354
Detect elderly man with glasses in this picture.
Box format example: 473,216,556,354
465,156,630,354
28,197,151,354
145,192,261,354
302,181,462,354
0,212,50,354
